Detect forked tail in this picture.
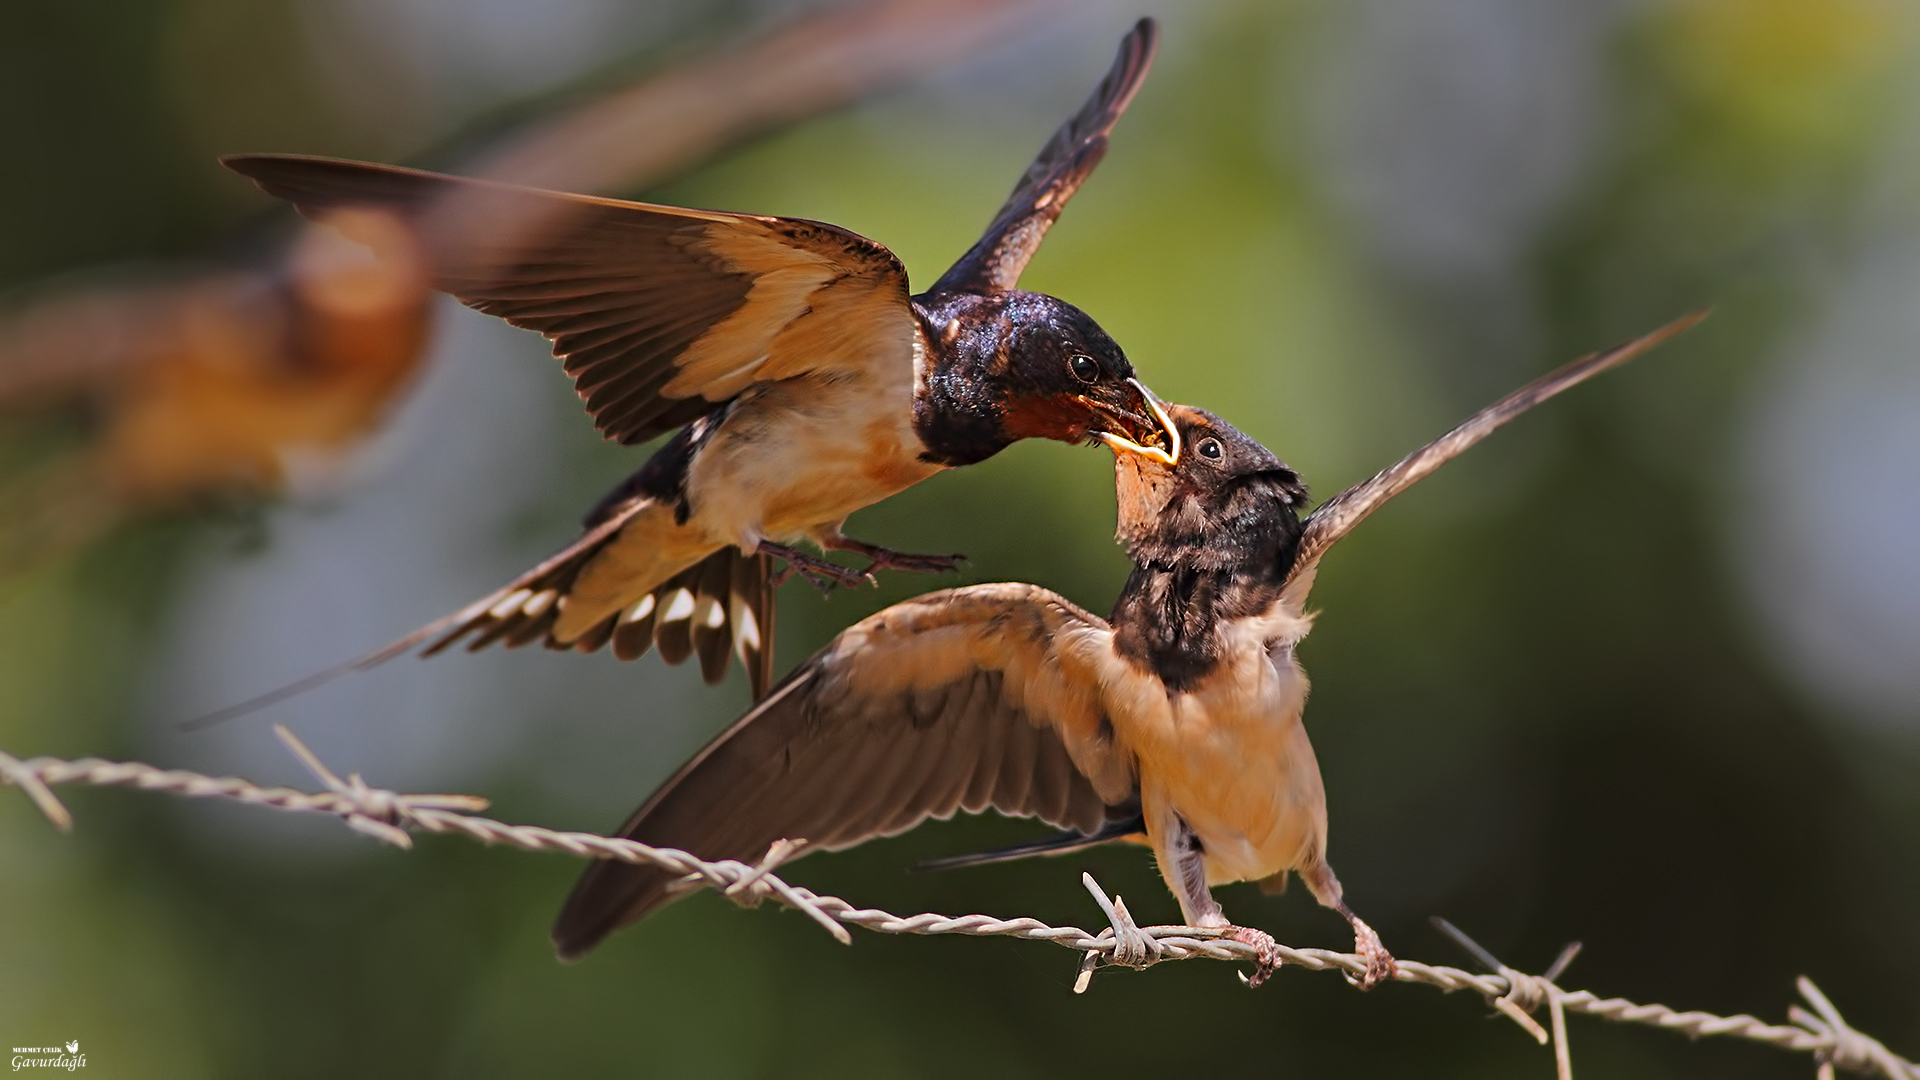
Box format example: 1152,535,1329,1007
178,508,778,730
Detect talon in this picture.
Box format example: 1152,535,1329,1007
864,550,967,576
756,541,872,593
1225,926,1282,988
824,536,968,579
767,562,834,593
1345,917,1396,991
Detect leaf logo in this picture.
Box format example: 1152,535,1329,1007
65,1041,78,1054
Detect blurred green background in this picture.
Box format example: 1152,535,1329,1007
3,0,1919,1076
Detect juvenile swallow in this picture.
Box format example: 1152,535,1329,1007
212,19,1169,703
548,312,1704,982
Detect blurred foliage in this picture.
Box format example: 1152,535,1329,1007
2,0,1918,1077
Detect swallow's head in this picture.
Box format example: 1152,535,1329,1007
1110,403,1307,568
914,291,1176,465
995,293,1176,458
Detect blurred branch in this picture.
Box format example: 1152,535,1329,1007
467,0,1070,193
3,732,1916,1078
414,0,1072,308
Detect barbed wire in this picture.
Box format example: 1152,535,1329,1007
2,728,1914,1079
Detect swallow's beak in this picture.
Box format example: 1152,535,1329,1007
1093,378,1180,465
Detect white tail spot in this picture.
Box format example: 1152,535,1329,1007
488,589,531,619
521,590,558,617
733,603,762,655
621,594,656,623
662,589,696,623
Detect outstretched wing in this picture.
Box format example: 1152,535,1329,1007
222,154,916,447
1282,311,1708,600
929,18,1159,295
551,582,1134,959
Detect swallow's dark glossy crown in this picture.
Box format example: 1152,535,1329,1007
910,290,1151,466
1110,406,1310,690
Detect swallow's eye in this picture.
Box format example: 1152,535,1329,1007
1068,354,1099,384
1197,438,1223,461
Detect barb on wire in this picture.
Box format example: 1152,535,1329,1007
0,747,71,831
1433,917,1582,1079
1792,977,1916,1080
271,725,489,848
1074,871,1206,992
2,735,1916,1079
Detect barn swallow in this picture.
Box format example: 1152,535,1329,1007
210,19,1169,704
547,312,1704,984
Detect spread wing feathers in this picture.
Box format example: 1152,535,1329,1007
929,18,1158,296
180,513,778,731
1283,310,1708,600
221,154,916,446
551,582,1133,958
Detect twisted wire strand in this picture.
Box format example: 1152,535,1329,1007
2,734,1915,1079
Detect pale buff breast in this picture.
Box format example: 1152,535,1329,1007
1104,604,1328,886
682,333,941,549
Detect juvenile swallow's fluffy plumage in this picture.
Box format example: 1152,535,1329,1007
214,20,1170,703
547,313,1703,978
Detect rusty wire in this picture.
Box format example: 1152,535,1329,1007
2,728,1915,1079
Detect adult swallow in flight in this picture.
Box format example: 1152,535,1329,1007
212,20,1171,704
547,312,1704,984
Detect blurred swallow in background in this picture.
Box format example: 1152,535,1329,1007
0,209,432,568
208,18,1169,708
547,312,1704,983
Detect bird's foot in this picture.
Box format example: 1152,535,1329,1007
865,548,967,576
825,536,966,578
1224,926,1283,988
1345,916,1397,990
757,542,873,593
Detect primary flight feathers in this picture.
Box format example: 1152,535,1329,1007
934,17,1158,295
